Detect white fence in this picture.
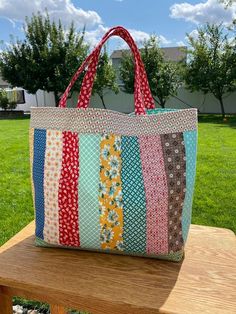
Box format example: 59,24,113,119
19,87,236,114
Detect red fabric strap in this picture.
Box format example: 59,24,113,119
59,26,155,115
77,26,155,114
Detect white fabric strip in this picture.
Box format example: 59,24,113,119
43,129,63,245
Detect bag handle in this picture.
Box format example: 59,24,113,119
59,26,155,115
77,26,155,113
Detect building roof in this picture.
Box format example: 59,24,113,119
110,46,187,63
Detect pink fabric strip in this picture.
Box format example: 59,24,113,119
139,135,169,255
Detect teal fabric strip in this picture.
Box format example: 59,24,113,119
121,136,147,254
78,134,101,249
182,130,198,242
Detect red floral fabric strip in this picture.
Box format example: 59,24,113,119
58,131,80,247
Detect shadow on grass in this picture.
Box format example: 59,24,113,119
0,115,30,121
198,114,236,129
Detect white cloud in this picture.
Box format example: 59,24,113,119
158,35,172,45
84,24,108,47
170,0,236,25
176,40,186,46
128,29,150,44
115,29,172,48
0,0,102,29
187,29,199,39
85,26,159,49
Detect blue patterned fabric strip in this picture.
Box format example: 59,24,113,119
33,129,47,240
78,134,101,249
182,131,198,242
121,136,147,254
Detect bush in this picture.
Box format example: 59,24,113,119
0,89,17,110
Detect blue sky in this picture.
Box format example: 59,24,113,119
0,0,235,52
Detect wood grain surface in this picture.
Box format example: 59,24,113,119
0,222,235,314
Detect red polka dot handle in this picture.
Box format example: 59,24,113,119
77,26,155,114
59,26,155,115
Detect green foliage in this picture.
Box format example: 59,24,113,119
0,89,9,110
0,89,17,110
185,23,236,117
218,0,233,7
8,100,17,110
120,36,181,108
92,49,119,109
0,12,89,105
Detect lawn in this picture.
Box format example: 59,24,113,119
0,115,236,248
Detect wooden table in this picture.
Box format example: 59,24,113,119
0,222,235,314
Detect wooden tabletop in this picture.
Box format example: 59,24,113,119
0,222,235,314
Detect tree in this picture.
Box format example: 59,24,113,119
0,89,17,110
0,12,89,106
92,50,119,109
120,36,182,108
185,23,236,118
218,0,233,7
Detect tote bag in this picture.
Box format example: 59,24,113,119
30,26,198,261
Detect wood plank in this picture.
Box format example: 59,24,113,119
0,222,235,314
0,286,12,314
50,304,68,314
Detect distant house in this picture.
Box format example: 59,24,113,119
110,46,187,85
0,73,56,111
0,75,9,88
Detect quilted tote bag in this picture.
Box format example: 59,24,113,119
30,26,198,261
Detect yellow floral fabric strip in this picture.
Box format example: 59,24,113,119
99,134,124,251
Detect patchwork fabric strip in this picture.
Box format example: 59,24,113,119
43,130,63,245
58,131,80,247
182,131,197,242
121,136,146,254
139,135,169,255
30,108,198,137
33,129,46,240
160,133,186,253
31,120,196,261
99,134,124,251
29,128,35,208
79,134,101,249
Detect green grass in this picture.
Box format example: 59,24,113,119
192,115,236,233
0,118,34,246
0,115,235,249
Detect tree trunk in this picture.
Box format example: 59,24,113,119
218,96,226,118
153,96,160,107
99,95,107,109
54,91,60,107
43,90,46,106
160,98,166,109
153,96,165,108
35,92,39,107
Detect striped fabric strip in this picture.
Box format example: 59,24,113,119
43,130,63,245
33,128,47,240
58,131,80,247
121,136,146,254
160,133,186,253
99,134,124,251
79,134,101,249
139,135,169,255
182,131,197,242
29,128,35,208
